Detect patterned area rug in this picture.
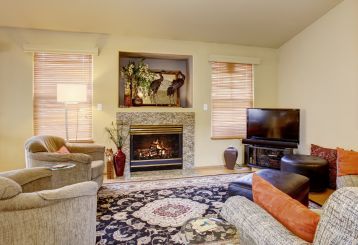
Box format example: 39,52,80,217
96,174,246,244
96,174,320,244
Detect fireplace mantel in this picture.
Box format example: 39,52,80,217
117,112,195,177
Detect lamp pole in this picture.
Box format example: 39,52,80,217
65,103,69,142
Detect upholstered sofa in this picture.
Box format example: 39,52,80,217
25,135,105,188
337,175,358,188
221,187,358,245
0,168,98,245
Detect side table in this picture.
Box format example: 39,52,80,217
105,149,115,179
41,163,76,171
39,163,76,189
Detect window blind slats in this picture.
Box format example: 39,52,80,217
33,52,93,141
211,62,253,139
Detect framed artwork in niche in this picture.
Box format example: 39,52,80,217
118,51,192,108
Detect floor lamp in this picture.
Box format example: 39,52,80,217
57,84,87,142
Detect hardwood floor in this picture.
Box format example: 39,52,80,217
104,165,335,206
103,165,251,183
309,188,335,206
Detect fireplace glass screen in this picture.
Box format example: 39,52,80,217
130,125,183,172
132,134,181,160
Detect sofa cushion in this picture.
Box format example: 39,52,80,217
337,175,358,188
0,177,22,200
337,148,358,176
91,160,104,179
313,187,358,244
311,144,337,189
253,174,320,242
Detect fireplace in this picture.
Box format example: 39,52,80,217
130,125,183,172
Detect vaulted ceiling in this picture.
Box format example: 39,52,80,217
0,0,343,48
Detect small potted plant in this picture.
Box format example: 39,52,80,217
105,121,129,177
121,59,155,106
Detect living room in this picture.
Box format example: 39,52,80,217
1,0,357,244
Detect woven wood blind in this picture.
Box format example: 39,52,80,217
34,52,93,141
211,62,253,139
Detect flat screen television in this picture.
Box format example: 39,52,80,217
246,108,300,143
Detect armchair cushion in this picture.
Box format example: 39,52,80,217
0,177,22,200
337,175,358,188
67,143,105,161
66,143,105,154
25,135,65,153
28,152,92,164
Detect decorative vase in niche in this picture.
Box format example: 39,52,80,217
224,146,238,170
124,94,132,107
113,148,126,177
132,95,143,106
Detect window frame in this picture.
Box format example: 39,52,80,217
33,52,94,142
210,61,255,140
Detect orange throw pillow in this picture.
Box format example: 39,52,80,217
337,148,358,176
56,145,70,154
252,174,320,242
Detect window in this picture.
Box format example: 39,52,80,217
33,52,93,141
211,62,254,139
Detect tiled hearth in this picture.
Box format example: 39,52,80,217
117,112,195,178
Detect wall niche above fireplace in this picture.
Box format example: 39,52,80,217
119,51,193,108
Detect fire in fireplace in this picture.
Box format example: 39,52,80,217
130,125,183,172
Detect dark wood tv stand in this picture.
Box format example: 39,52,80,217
242,139,297,169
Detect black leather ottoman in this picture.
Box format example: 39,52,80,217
228,169,310,206
281,154,328,192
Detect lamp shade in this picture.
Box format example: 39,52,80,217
57,84,87,103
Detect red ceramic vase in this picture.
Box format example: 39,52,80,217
124,95,132,107
113,148,126,177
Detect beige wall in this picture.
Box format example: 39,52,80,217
278,0,358,153
0,27,278,171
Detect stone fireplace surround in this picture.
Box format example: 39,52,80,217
117,112,195,177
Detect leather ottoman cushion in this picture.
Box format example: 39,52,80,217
228,169,310,206
281,154,328,192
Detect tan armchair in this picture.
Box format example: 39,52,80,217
0,168,98,245
25,135,105,188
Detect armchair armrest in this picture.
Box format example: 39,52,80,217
66,143,105,153
0,181,98,212
0,168,53,192
38,181,98,200
221,196,309,245
66,143,105,161
28,152,92,164
0,167,52,187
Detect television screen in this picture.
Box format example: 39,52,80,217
246,108,300,143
